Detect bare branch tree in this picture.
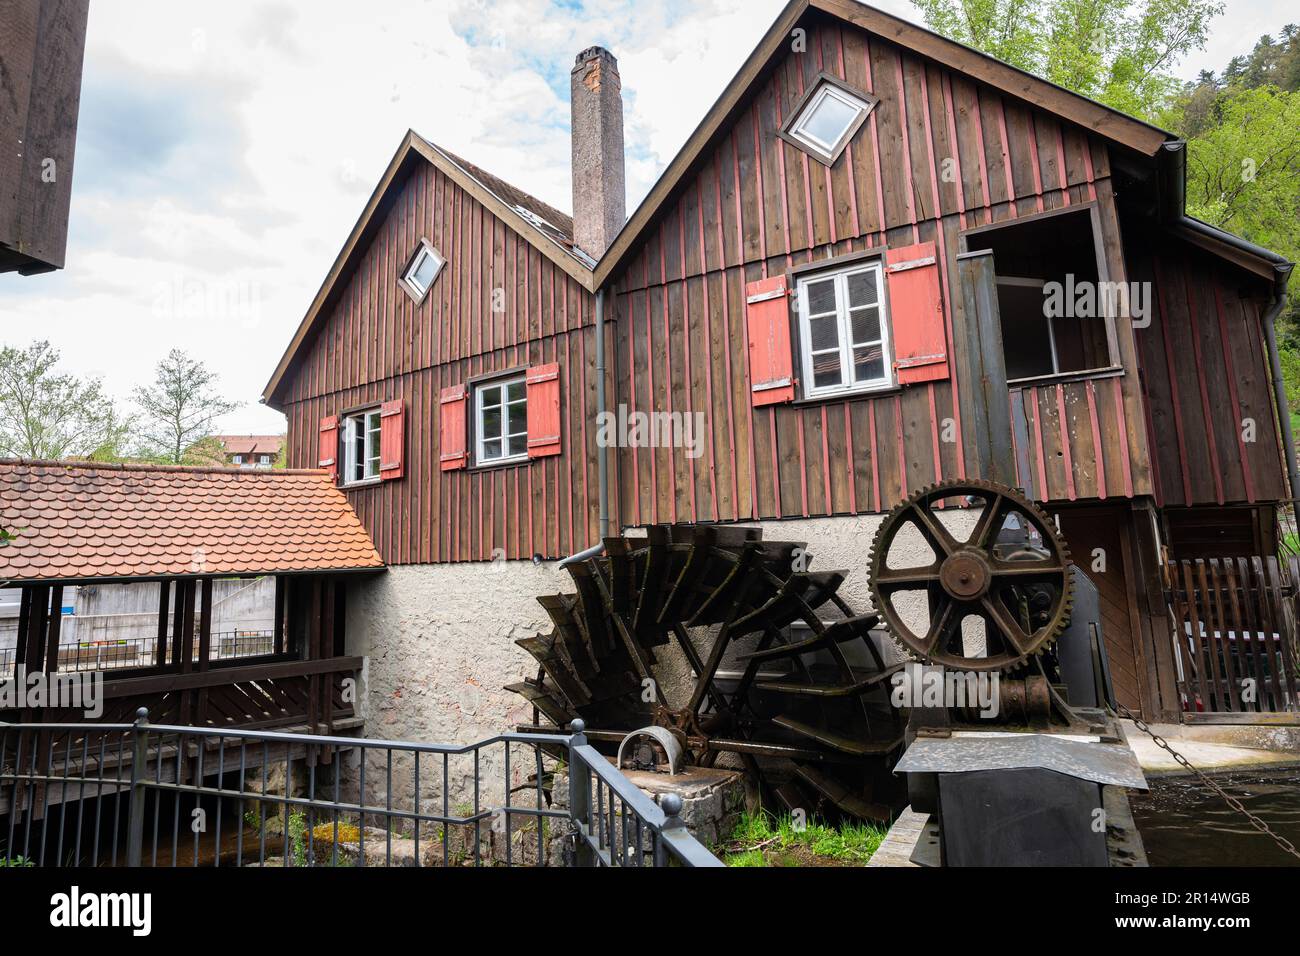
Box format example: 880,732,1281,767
133,349,239,465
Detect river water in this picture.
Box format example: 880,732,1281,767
1128,766,1300,866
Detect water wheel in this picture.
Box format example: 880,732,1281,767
506,525,906,822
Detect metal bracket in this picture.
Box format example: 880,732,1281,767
617,726,685,775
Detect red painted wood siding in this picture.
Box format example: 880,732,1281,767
279,159,606,564
1129,241,1287,507
609,13,1153,523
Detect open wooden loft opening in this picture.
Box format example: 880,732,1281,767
964,205,1119,384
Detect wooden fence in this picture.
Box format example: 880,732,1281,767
1164,557,1300,715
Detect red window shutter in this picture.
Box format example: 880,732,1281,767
439,385,469,471
886,241,948,384
526,363,562,459
379,399,405,481
318,415,339,481
745,276,796,406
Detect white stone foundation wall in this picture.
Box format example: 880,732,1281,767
342,561,571,818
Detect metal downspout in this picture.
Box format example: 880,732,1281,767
596,287,610,539
1262,286,1300,501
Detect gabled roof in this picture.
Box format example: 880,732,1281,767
215,435,284,456
593,0,1174,286
0,459,384,583
262,131,595,407
265,0,1188,406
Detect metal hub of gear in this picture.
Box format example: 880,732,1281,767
506,525,906,822
868,479,1073,672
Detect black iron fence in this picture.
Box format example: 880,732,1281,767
0,712,719,868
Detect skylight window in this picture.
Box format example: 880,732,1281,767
781,74,877,167
400,239,445,303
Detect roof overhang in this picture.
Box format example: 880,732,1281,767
1156,140,1294,287
262,132,595,408
592,0,1173,289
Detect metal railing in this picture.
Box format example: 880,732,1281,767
0,630,278,679
0,712,720,868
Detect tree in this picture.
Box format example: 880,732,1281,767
913,0,1223,120
0,340,129,460
133,349,239,465
1183,85,1300,267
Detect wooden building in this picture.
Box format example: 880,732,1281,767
0,459,384,730
0,0,89,275
264,0,1295,723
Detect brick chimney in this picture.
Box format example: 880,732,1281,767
570,46,626,260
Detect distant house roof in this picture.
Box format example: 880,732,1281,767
215,435,284,456
0,459,384,583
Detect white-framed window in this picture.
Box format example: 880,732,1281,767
257,454,271,468
783,78,876,166
342,408,383,484
400,239,445,303
474,375,528,466
231,454,243,465
796,261,892,398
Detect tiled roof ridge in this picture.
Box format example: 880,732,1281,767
0,458,327,477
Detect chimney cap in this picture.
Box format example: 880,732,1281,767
574,45,618,70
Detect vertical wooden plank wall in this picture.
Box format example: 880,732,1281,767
279,161,605,564
1129,243,1287,508
609,16,1153,525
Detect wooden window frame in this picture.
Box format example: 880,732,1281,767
792,254,895,400
340,405,383,487
959,201,1123,386
472,373,529,469
398,237,446,305
778,72,879,167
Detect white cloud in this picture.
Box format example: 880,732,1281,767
0,0,1284,435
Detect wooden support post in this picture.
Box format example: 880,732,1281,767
170,580,186,667
14,587,31,672
177,581,196,724
155,580,170,668
195,578,213,726
43,585,63,674
273,575,286,656
23,585,49,674
305,578,322,741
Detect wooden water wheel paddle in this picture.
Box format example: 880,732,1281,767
506,525,906,822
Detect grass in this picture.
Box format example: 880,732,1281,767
717,809,889,867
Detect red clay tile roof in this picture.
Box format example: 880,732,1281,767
215,435,284,456
0,459,384,582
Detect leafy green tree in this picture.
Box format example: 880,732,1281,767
0,340,129,460
913,0,1223,120
133,349,239,465
1183,85,1300,266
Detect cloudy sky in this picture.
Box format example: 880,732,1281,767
0,0,1292,435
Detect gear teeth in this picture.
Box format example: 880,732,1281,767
867,479,1074,673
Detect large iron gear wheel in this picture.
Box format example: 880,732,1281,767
868,479,1072,672
506,525,906,823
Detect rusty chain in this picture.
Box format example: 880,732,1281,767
1115,702,1300,862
